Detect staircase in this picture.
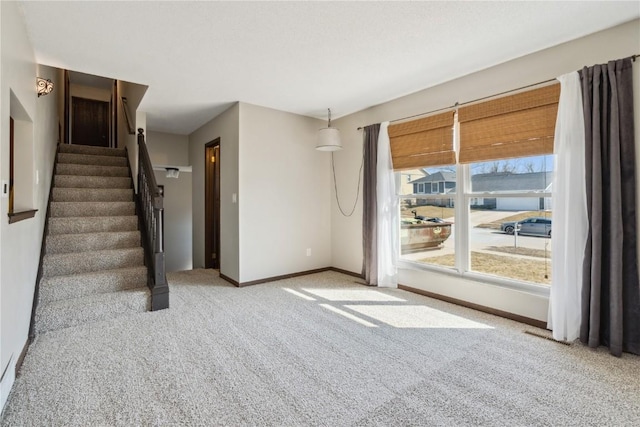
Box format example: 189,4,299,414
34,144,150,334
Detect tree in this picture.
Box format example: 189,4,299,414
524,162,536,173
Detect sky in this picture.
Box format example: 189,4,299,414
425,154,555,176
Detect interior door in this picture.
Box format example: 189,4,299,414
71,96,110,147
205,140,221,269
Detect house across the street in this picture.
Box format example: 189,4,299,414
410,171,553,211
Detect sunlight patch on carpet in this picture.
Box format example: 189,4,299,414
303,288,405,302
345,305,494,329
282,288,317,301
320,304,378,327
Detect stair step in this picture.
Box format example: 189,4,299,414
54,175,132,189
46,231,141,254
35,287,150,334
42,247,144,278
48,216,138,235
59,144,126,157
38,266,148,304
56,163,129,177
58,153,128,167
50,201,135,217
52,188,134,203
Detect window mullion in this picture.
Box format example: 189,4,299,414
456,163,470,273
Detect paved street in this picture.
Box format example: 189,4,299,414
402,210,552,262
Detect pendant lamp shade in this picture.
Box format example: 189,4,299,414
316,127,342,151
316,108,342,151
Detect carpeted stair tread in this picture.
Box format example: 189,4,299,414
58,153,128,167
52,187,134,202
34,287,150,334
48,216,138,235
38,266,148,304
56,163,129,177
42,247,144,278
54,175,132,189
46,230,141,254
59,144,126,157
32,143,154,337
50,201,135,217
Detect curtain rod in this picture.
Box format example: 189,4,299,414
357,53,640,131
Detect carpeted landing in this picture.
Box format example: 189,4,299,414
2,270,639,426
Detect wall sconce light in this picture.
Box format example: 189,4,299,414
316,108,342,151
165,167,180,179
37,77,54,97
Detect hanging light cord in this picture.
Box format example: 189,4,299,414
331,150,364,217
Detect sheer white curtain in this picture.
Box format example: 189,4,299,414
548,72,588,341
376,122,398,287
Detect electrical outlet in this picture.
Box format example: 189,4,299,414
306,248,311,256
232,193,237,203
1,180,7,198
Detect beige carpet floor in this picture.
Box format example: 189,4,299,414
2,270,639,426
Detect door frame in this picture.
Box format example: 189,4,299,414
204,139,221,269
64,70,70,144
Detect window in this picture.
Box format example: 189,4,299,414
389,84,559,289
9,116,14,213
8,90,37,223
389,111,458,272
398,166,457,271
467,156,553,285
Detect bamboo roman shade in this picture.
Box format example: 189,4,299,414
458,83,560,163
387,111,455,170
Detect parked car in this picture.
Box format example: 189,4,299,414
501,217,551,237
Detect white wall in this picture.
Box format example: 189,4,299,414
147,131,192,273
188,103,331,283
238,103,330,282
147,131,189,166
154,171,193,273
116,80,148,190
189,103,240,281
331,19,640,322
0,2,59,409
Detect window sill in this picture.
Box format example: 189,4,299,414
8,209,38,224
397,258,550,298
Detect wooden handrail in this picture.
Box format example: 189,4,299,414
136,128,169,310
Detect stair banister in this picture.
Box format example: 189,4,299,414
137,128,169,310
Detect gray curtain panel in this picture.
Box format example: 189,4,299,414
580,57,640,356
362,123,381,286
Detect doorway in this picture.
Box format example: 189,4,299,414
205,139,221,269
71,96,110,147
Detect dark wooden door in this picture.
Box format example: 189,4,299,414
72,96,110,147
205,140,221,269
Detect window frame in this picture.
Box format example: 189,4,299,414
397,157,552,298
7,113,38,224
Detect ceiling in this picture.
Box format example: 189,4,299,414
18,1,640,135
